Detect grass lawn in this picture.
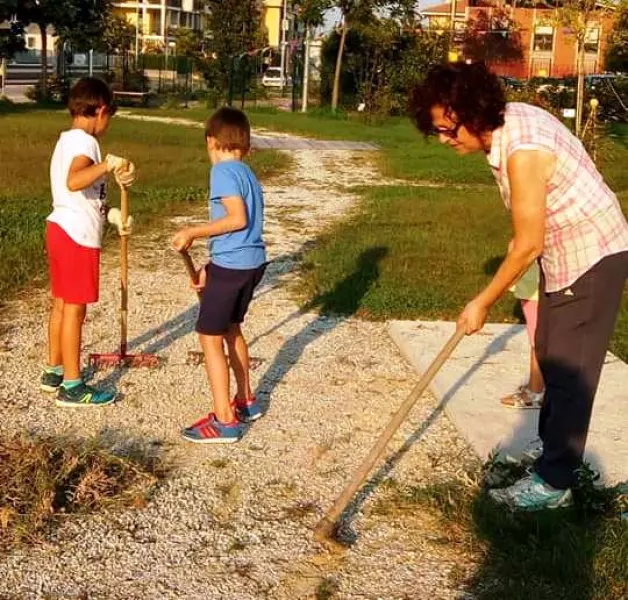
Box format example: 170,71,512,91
125,105,628,358
133,105,495,185
0,105,287,300
374,464,627,600
216,109,624,361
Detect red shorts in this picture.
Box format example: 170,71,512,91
46,222,100,304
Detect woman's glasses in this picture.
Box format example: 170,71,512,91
433,121,462,139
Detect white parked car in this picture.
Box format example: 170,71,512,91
262,67,291,88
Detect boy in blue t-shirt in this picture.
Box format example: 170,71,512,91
172,107,266,443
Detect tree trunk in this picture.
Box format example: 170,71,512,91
39,22,48,99
331,19,348,113
575,34,586,138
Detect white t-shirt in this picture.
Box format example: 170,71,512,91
47,129,107,248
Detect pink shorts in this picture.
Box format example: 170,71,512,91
521,299,538,347
46,222,100,304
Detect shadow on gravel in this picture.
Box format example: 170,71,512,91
334,325,520,546
91,252,297,393
252,246,389,423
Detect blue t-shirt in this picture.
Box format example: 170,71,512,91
208,160,266,269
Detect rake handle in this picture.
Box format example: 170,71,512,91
120,184,129,357
314,326,466,542
179,249,203,302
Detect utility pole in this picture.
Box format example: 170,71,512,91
279,0,288,95
301,26,311,113
135,0,140,58
1,58,6,97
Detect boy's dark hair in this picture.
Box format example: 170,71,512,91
205,107,251,153
68,77,116,118
410,62,505,137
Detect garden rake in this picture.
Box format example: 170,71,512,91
89,181,160,369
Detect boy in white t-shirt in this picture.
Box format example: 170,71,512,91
42,78,136,407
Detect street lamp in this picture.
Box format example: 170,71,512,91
135,0,140,57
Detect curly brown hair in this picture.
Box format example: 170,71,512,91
409,62,506,137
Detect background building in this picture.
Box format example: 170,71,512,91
263,0,285,49
112,0,205,51
422,0,616,78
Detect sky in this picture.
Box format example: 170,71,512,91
321,0,444,32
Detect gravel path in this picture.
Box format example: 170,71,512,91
0,127,478,599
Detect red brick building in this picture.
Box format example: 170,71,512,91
421,0,616,78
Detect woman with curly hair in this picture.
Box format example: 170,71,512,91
410,62,628,511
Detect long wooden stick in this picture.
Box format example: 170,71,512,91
314,326,466,542
120,185,129,357
179,249,203,301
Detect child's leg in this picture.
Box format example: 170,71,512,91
528,347,544,393
61,303,86,381
522,299,544,393
199,333,236,423
48,297,64,367
225,323,252,400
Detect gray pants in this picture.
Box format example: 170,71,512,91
535,251,628,489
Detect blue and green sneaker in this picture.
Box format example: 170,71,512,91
56,381,116,408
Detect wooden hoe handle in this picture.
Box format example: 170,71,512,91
314,326,466,542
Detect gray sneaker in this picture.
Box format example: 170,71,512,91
521,439,543,465
41,369,63,393
489,473,573,511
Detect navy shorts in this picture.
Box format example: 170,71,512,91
196,262,266,335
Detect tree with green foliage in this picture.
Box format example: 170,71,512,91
203,0,266,93
321,11,446,115
55,0,111,52
293,0,332,111
8,0,111,98
293,0,331,27
554,0,614,136
606,0,628,73
461,8,523,65
101,14,134,89
173,27,203,60
101,14,134,56
0,1,25,59
329,0,415,112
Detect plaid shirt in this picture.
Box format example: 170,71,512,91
487,103,628,292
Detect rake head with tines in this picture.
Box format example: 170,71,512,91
88,348,161,369
89,183,160,370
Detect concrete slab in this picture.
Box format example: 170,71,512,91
388,320,628,484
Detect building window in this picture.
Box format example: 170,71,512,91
533,26,553,52
453,20,466,44
584,27,600,54
26,36,36,49
150,13,162,36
